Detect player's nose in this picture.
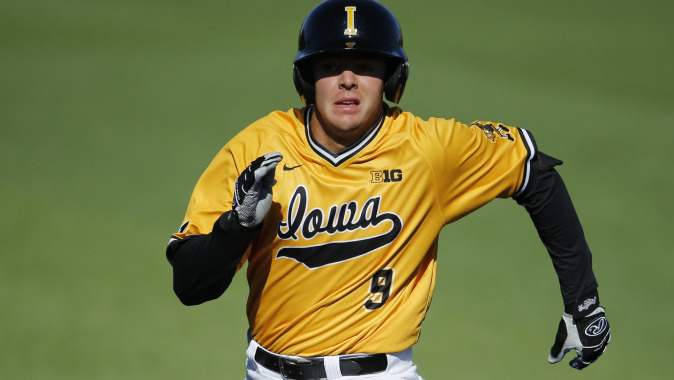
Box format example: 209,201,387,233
339,69,357,90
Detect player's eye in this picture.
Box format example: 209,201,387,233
353,61,385,77
317,62,342,75
328,64,343,72
355,64,373,73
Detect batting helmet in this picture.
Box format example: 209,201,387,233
293,0,409,105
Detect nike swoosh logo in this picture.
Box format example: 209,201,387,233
283,163,303,171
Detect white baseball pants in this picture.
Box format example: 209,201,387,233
245,339,424,380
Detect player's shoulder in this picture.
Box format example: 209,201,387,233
241,108,305,134
226,108,306,144
213,107,308,166
388,107,529,140
385,106,464,138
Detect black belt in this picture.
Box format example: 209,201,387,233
254,347,387,380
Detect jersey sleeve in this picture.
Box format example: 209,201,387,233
425,119,537,224
170,146,241,241
167,141,255,274
167,110,299,261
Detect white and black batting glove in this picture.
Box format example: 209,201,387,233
232,152,283,227
548,295,611,370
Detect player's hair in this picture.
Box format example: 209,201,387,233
293,0,409,105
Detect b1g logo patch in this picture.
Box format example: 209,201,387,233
371,169,402,183
471,121,515,143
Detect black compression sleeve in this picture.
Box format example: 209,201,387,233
514,152,598,307
167,211,260,306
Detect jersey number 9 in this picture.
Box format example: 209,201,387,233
364,268,395,311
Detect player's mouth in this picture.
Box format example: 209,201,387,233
335,98,360,111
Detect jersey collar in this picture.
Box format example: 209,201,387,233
305,106,384,167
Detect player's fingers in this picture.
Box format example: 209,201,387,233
569,356,591,370
256,152,283,174
548,318,571,364
548,352,562,364
247,152,282,175
260,152,283,169
263,152,283,161
260,177,277,190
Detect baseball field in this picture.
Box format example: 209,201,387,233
2,0,672,378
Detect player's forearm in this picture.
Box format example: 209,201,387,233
168,211,259,306
515,153,598,305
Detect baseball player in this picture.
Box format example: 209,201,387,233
166,1,611,379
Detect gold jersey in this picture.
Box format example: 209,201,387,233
171,106,536,356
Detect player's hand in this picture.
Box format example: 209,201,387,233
548,306,611,370
232,152,283,227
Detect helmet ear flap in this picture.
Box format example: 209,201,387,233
384,61,409,104
293,64,315,106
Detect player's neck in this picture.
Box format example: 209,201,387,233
309,106,384,154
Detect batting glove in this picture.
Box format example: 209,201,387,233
232,152,283,227
548,304,611,370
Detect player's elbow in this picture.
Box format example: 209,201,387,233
173,278,212,306
174,287,200,306
172,275,230,306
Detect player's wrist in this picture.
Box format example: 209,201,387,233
564,289,600,319
216,210,262,236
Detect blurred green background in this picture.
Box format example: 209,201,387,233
2,0,672,378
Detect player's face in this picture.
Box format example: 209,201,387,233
310,53,387,151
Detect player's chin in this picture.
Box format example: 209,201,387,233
331,114,366,129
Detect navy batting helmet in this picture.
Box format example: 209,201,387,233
293,0,409,105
